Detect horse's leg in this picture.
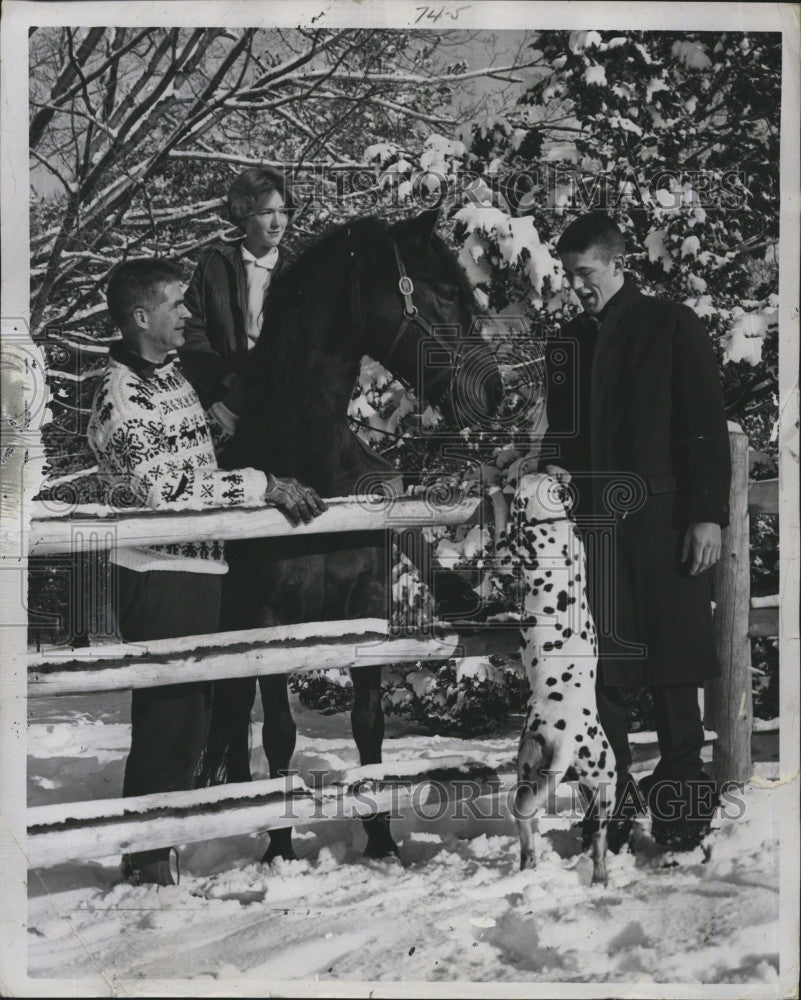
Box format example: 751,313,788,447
350,664,398,858
336,550,399,859
194,676,257,786
258,672,299,863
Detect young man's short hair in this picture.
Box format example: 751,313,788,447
556,213,626,260
106,258,184,328
227,166,297,229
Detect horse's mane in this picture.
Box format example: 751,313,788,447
250,216,389,391
249,213,479,395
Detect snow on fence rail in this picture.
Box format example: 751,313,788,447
25,475,779,642
27,494,482,556
28,617,521,696
28,757,497,869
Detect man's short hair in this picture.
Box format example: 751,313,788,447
227,166,297,229
556,213,626,260
106,258,184,328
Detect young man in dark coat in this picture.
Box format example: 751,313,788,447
540,213,732,848
180,165,295,423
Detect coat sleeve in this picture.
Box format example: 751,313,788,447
180,252,237,408
671,304,732,527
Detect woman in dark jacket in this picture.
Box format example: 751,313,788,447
181,165,296,421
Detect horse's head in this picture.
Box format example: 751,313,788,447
348,210,502,428
238,211,503,482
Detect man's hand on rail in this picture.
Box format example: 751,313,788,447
265,474,328,526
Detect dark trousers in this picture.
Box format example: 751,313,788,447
115,567,221,804
596,676,705,782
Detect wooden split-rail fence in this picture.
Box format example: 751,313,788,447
22,429,778,869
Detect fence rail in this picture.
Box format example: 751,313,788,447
28,618,521,696
26,474,780,674
27,494,482,556
28,757,496,869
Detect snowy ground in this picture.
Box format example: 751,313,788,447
27,691,782,988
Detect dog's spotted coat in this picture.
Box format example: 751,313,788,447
503,473,618,884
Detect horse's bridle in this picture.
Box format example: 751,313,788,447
384,238,460,369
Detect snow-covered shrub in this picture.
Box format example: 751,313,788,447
290,668,354,715
291,656,529,734
383,656,525,735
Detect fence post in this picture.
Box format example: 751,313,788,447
705,427,752,784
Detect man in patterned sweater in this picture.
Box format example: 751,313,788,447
88,258,325,885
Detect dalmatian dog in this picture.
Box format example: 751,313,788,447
502,472,618,886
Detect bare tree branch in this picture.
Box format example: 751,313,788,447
29,27,106,149
30,27,544,333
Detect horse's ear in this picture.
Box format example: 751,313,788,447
398,208,440,246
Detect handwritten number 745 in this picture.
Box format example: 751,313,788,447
415,6,470,23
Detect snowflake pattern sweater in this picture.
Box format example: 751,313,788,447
87,348,267,574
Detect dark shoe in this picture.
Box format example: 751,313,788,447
123,847,179,886
649,775,719,852
362,812,399,859
637,765,677,804
639,767,714,800
651,815,714,852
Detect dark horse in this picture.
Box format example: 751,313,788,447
197,209,502,860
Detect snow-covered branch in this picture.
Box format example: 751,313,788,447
290,59,544,87
31,100,119,141
310,90,455,127
123,196,226,224
168,149,362,170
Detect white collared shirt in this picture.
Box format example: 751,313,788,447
241,244,279,349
